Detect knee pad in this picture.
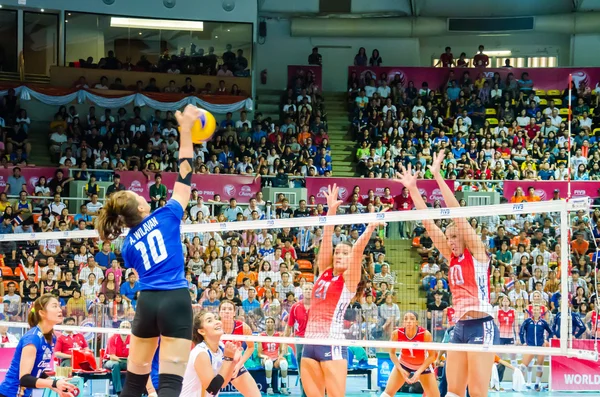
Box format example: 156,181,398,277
536,365,543,373
158,373,184,397
528,362,534,369
264,359,274,371
446,393,461,397
279,359,288,372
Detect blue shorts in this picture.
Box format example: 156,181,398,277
400,363,434,375
499,337,515,345
451,316,500,345
235,366,248,379
302,344,348,362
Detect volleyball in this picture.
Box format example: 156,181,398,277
180,107,216,143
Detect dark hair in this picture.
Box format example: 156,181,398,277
192,311,211,344
97,191,144,241
405,311,419,321
28,294,59,342
218,299,236,311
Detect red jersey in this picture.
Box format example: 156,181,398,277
446,307,456,327
440,53,454,67
287,300,309,337
397,326,428,370
448,249,494,320
591,311,600,332
260,331,281,359
395,194,413,211
473,53,489,67
526,304,547,319
497,308,516,338
305,268,353,339
222,320,246,347
55,332,88,356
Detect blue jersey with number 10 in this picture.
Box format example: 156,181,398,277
122,200,188,291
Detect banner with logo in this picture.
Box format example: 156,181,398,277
348,66,600,92
503,181,600,201
550,339,600,391
305,177,454,206
0,167,61,196
119,172,260,202
288,65,322,92
0,348,16,382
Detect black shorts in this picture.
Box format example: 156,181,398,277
499,337,515,345
132,288,193,340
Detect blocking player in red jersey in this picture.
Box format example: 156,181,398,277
219,300,255,377
399,150,499,397
258,317,289,395
301,184,381,397
381,311,439,397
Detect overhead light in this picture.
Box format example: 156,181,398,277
215,35,218,38
68,12,71,16
227,29,230,32
0,5,3,8
139,32,142,35
110,17,204,31
65,20,68,23
484,50,512,56
40,8,45,12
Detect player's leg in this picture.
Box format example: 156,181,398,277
230,371,262,397
263,358,275,394
275,357,289,395
534,354,545,391
381,365,408,396
156,288,194,397
321,360,348,397
301,346,326,397
520,354,534,386
420,372,441,397
466,351,495,397
446,351,469,397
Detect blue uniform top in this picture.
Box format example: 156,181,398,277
552,310,586,339
519,317,552,346
0,326,56,397
122,200,187,291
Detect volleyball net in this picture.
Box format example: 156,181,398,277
0,198,598,362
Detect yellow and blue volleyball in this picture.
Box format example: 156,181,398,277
180,108,216,143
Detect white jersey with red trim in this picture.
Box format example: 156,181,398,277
448,249,494,320
305,267,353,339
497,308,516,339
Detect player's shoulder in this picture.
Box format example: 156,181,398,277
154,200,184,220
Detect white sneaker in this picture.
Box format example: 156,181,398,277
267,387,274,395
280,387,290,395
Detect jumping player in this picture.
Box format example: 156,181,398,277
301,184,381,397
180,311,260,397
219,300,255,375
381,311,439,397
519,305,552,391
258,317,289,395
97,104,201,397
0,294,77,397
398,150,499,397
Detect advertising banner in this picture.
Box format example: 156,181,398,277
550,339,600,391
0,348,16,383
288,65,323,92
0,167,61,196
503,181,600,201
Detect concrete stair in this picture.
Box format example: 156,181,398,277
28,121,53,166
322,92,356,177
255,89,281,122
387,238,427,311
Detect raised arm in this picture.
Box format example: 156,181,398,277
347,216,384,291
172,105,202,210
429,150,487,262
396,165,452,261
315,184,343,274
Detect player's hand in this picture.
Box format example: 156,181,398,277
223,341,237,359
54,379,77,395
394,363,410,380
406,370,422,384
396,164,418,190
232,361,243,378
324,184,343,213
233,347,243,363
175,105,201,134
428,150,445,176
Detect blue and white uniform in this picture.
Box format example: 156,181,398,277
122,200,188,291
552,310,586,339
519,317,552,346
0,326,55,397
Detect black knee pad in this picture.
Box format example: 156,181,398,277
158,373,184,397
120,371,150,397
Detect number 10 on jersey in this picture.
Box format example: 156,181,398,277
134,229,168,270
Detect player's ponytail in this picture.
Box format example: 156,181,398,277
97,191,143,241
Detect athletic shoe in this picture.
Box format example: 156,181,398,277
280,387,290,395
534,384,541,392
267,387,274,395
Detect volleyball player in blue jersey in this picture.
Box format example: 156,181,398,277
97,105,202,397
0,294,77,397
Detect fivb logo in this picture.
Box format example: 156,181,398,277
266,220,275,227
440,208,450,216
219,223,227,229
512,203,524,212
319,216,327,224
376,213,385,220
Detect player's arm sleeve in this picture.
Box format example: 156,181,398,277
164,199,185,221
286,305,295,328
519,321,527,344
551,316,559,337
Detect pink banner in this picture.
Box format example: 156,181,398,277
0,167,61,195
550,339,600,391
119,171,261,202
287,65,322,92
305,177,453,206
348,66,600,92
0,348,16,382
503,181,600,201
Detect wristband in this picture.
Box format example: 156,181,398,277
223,356,234,361
177,158,193,186
52,379,58,388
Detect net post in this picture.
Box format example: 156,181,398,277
567,73,573,199
559,200,570,355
